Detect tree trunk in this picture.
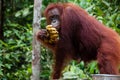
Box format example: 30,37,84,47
0,0,3,40
31,0,42,80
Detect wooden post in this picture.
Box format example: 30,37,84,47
31,0,42,80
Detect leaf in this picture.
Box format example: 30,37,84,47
22,8,30,17
5,64,12,69
15,11,22,17
0,40,8,47
4,54,10,59
0,70,3,76
102,0,110,7
63,72,78,79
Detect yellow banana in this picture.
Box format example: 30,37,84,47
45,25,59,44
50,34,59,39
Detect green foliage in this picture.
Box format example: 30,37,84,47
0,22,32,79
40,47,53,80
63,61,92,80
0,0,33,79
0,0,120,79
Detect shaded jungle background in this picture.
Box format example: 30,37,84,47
0,0,120,79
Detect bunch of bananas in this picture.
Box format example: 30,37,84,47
45,25,59,44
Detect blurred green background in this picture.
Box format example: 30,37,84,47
0,0,120,80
